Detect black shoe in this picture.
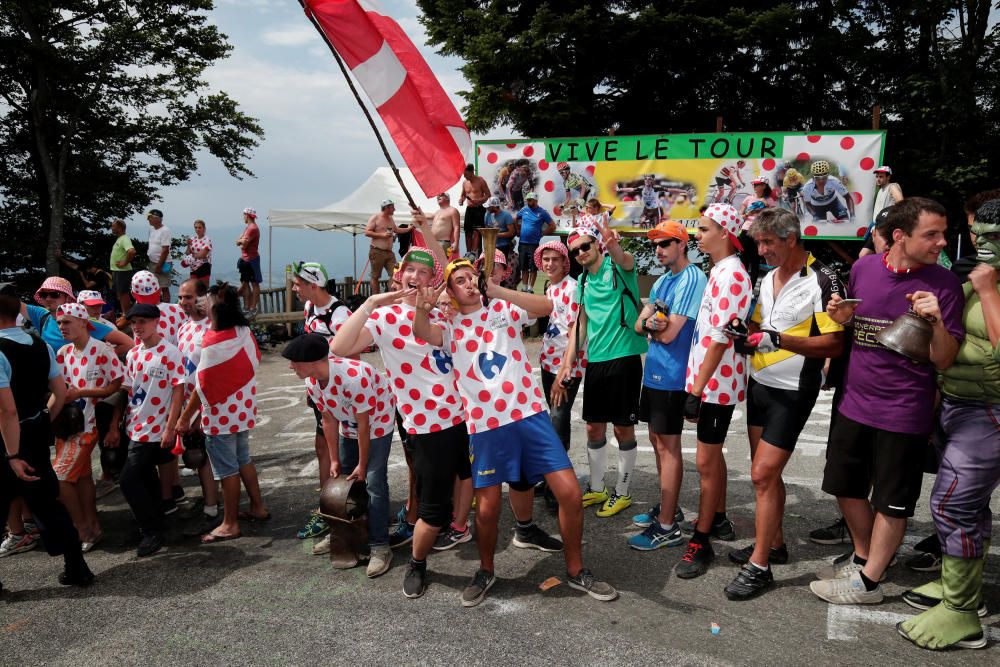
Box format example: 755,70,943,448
137,532,164,557
403,560,427,599
680,516,736,541
161,499,178,516
905,551,942,572
461,568,496,607
912,533,941,554
512,524,563,552
675,540,715,579
724,562,774,601
728,543,789,565
59,562,95,587
808,517,851,545
172,484,186,501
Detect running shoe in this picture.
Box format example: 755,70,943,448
675,540,715,579
632,504,685,528
905,551,942,572
0,532,38,558
366,547,393,578
59,562,94,587
680,516,736,541
161,499,178,516
912,533,941,554
297,513,329,540
809,571,883,604
136,532,163,557
512,524,563,552
403,561,427,599
392,503,408,527
815,551,893,581
596,493,632,518
902,588,988,617
808,516,851,545
728,543,789,566
390,521,414,549
581,486,609,508
566,568,618,601
433,525,473,551
724,562,774,601
23,521,39,537
461,569,496,607
628,522,685,551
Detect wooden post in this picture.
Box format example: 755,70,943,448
872,104,880,130
284,274,295,337
715,116,724,133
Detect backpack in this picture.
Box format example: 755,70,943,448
575,260,641,352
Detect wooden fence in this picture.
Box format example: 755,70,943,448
254,276,392,329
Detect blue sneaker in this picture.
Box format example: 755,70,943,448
628,522,685,551
632,503,660,528
297,513,328,540
389,521,414,549
393,504,407,526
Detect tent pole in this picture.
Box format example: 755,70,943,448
353,231,357,280
300,1,420,211
268,224,273,290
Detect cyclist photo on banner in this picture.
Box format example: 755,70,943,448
801,160,855,224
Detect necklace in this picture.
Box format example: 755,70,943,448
882,252,925,275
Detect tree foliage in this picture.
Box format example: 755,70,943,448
418,0,1000,236
0,0,263,284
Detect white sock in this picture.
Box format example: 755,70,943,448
204,504,218,518
586,439,607,492
616,441,638,496
750,560,769,571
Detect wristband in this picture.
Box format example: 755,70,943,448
5,452,21,462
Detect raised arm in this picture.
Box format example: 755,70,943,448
412,285,446,348
485,281,552,319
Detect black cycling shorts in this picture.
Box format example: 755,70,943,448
745,379,818,452
582,355,642,426
638,387,686,436
696,402,736,446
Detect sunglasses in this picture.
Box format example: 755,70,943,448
651,239,678,249
570,242,593,257
38,291,65,299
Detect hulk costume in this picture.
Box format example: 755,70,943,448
898,199,1000,651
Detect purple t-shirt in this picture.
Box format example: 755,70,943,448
838,254,964,435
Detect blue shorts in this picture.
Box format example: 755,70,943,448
237,256,262,284
468,411,572,489
206,430,251,480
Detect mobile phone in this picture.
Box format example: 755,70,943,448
839,298,863,305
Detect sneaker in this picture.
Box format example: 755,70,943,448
566,568,618,601
628,522,685,551
809,571,883,604
680,516,736,541
392,504,407,527
461,568,496,607
403,561,427,598
905,551,942,572
95,478,118,499
433,525,473,551
724,562,774,601
161,499,178,516
815,552,889,582
366,547,393,578
808,516,851,545
297,513,329,540
728,543,789,566
389,522,414,549
581,486,609,508
675,541,715,579
311,534,331,555
136,532,164,557
512,524,563,552
171,484,186,502
0,532,38,558
23,521,39,537
596,493,633,518
912,533,941,554
902,589,989,617
59,562,95,587
632,503,660,528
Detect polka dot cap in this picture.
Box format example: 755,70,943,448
57,302,92,323
131,270,160,301
704,203,744,251
475,249,512,281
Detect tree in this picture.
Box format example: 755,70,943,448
0,1,263,283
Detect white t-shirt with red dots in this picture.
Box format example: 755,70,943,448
305,357,395,440
685,254,752,405
56,337,124,434
124,339,185,443
132,303,187,347
304,297,352,339
177,318,208,397
540,276,586,377
440,300,547,434
363,303,465,435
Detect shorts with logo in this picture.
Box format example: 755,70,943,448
583,355,642,426
369,246,397,277
468,412,572,489
409,422,472,526
745,378,819,452
696,401,736,446
237,256,263,284
638,387,686,436
53,430,98,482
821,413,926,518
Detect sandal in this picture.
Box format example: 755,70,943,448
200,531,241,544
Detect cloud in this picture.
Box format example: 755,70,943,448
261,24,317,46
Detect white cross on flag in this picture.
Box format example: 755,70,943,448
304,0,471,197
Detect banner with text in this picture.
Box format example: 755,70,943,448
475,131,886,240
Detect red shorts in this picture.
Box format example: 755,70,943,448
53,430,98,482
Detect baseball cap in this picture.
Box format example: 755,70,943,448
647,220,689,243
243,207,257,218
525,192,538,201
57,303,96,330
436,192,450,200
131,270,161,304
126,303,161,320
443,258,477,285
147,209,163,218
293,261,329,287
77,290,105,306
703,203,744,252
873,166,892,175
485,196,501,208
751,177,769,185
380,199,394,209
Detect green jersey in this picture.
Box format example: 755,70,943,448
110,234,134,271
576,255,648,363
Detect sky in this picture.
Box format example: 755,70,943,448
146,0,511,288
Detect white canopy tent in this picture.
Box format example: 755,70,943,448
267,167,466,287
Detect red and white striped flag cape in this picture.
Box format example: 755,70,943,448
304,0,471,197
196,326,260,407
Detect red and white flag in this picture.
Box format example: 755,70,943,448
196,326,260,407
304,0,471,197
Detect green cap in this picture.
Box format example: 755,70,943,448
403,249,435,271
293,261,328,286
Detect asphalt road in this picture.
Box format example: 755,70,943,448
2,342,998,666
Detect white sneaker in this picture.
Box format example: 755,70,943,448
366,546,393,578
816,552,889,581
810,571,883,604
311,534,331,555
0,532,38,558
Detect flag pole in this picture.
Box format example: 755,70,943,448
300,0,420,210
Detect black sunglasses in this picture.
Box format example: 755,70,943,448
651,239,678,249
570,242,593,257
38,291,65,299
